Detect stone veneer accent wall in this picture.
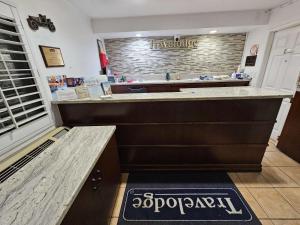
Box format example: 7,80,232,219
105,34,246,79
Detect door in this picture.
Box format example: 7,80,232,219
262,26,300,140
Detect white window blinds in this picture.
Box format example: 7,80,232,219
0,15,47,136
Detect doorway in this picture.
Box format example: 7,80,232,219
262,25,300,140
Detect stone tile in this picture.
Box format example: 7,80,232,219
272,220,300,225
269,139,278,146
276,188,300,214
248,188,300,219
260,220,274,225
110,218,118,225
105,34,246,77
112,187,126,218
279,167,300,186
266,145,278,152
239,188,268,219
228,172,245,187
236,172,272,187
264,152,299,167
121,173,128,188
261,167,299,187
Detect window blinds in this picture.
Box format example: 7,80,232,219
0,16,47,136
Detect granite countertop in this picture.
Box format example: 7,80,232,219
180,86,293,98
110,78,250,86
0,126,116,225
52,87,293,105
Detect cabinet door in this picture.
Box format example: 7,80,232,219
61,156,105,225
98,135,121,220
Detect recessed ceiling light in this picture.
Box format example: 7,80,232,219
136,33,142,37
209,30,217,34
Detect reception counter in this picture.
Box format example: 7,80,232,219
53,87,292,172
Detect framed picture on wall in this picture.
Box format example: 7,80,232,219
39,45,65,67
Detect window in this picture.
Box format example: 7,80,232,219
0,2,52,156
0,16,47,136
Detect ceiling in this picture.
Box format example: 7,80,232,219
68,0,287,18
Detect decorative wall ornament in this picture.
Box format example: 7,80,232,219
27,14,56,32
250,44,259,56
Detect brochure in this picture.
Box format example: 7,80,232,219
66,77,84,87
75,86,90,99
47,75,67,100
85,77,105,98
101,81,112,96
56,89,78,101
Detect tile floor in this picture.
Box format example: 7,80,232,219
109,140,300,225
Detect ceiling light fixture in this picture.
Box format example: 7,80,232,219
136,33,142,37
209,30,217,34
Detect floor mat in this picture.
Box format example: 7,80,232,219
117,172,261,225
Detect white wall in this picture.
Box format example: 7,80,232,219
241,28,272,86
269,0,300,28
241,0,300,87
0,0,100,157
10,0,100,98
92,10,270,33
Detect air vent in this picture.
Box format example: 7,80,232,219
0,139,54,183
52,128,69,139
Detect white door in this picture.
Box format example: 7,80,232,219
262,26,300,140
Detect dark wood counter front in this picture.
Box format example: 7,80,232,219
111,80,250,93
278,91,300,162
57,97,282,172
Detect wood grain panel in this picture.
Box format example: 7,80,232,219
121,163,261,172
118,145,266,164
59,99,281,124
111,80,250,93
278,91,300,162
115,123,274,145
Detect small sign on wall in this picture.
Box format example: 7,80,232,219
245,55,257,67
39,45,65,67
245,44,259,67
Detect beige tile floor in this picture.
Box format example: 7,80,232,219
109,140,300,225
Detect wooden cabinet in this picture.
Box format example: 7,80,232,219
111,80,250,93
61,134,120,225
278,91,300,162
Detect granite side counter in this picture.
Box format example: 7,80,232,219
0,126,117,225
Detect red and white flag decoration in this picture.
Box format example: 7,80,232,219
97,39,109,70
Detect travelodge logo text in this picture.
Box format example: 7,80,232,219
123,188,252,222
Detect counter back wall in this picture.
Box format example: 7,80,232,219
105,34,246,79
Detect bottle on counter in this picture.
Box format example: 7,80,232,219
165,72,170,81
